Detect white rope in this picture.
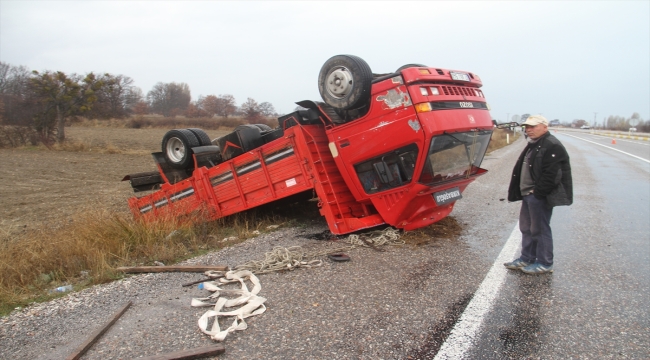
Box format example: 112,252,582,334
192,270,267,341
233,227,403,275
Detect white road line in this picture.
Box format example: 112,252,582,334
585,133,649,146
434,224,522,360
560,133,650,163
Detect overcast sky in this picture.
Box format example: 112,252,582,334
1,1,648,124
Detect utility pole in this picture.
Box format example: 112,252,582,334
594,112,597,127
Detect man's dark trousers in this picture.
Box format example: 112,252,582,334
519,194,554,266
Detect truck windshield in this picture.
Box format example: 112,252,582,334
419,130,492,185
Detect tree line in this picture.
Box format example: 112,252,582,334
0,62,279,144
567,113,648,132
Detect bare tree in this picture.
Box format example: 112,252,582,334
146,82,191,117
240,97,262,122
258,102,276,117
0,62,35,126
215,94,237,118
132,100,149,116
199,95,219,117
185,101,207,118
87,74,141,119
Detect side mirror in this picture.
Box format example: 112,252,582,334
494,121,520,129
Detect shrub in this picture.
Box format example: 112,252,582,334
0,125,39,148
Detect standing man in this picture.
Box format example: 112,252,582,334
504,115,573,274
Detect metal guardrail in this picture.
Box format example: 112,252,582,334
551,128,650,141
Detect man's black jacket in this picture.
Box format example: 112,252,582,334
508,131,573,207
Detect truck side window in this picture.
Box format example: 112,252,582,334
354,144,419,194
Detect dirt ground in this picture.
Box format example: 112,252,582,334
0,126,230,239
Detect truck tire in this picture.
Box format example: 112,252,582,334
318,55,372,110
187,128,212,146
162,129,200,169
396,64,427,72
253,124,272,132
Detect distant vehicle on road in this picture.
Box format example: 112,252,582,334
629,127,637,132
580,125,591,129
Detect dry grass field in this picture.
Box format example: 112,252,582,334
0,127,231,238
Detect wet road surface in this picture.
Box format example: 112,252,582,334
455,131,649,359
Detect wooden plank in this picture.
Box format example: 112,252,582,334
136,344,226,360
116,266,229,273
65,301,132,360
182,274,224,287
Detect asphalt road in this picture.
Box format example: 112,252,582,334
457,130,650,359
1,130,648,360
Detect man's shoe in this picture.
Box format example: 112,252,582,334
521,263,554,274
503,258,530,270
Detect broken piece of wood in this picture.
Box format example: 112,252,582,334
182,274,225,287
65,301,132,360
116,265,229,273
136,344,225,360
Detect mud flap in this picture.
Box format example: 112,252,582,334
122,171,163,193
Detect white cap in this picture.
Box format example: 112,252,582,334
523,115,548,126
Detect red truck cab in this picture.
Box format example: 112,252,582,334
320,63,492,232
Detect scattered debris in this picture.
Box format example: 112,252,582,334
65,301,132,360
182,271,226,287
49,285,73,293
165,230,184,241
360,236,386,252
182,277,212,288
116,265,229,273
221,236,238,243
307,230,338,241
234,246,324,274
154,261,165,266
233,228,401,275
192,270,267,341
266,225,280,230
136,344,225,360
328,253,351,262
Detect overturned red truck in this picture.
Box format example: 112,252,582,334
123,55,494,235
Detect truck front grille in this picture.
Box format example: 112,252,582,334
440,85,481,97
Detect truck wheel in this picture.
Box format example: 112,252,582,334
187,128,212,146
162,129,200,169
253,124,272,132
396,64,427,72
318,55,372,110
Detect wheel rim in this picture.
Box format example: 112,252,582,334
165,137,185,163
325,66,353,99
